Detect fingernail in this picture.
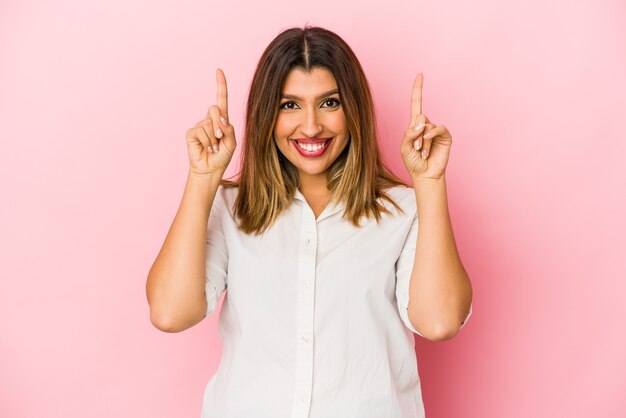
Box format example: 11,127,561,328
216,128,223,138
414,139,421,150
212,145,218,154
414,123,425,131
220,116,227,124
421,149,429,159
423,132,432,139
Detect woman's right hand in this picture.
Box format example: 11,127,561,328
186,68,237,176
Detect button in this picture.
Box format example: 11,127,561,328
305,237,318,245
302,336,309,342
304,281,310,288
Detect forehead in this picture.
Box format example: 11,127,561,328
282,67,337,93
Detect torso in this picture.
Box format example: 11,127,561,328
202,184,426,418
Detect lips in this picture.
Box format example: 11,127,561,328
293,137,331,144
291,137,333,157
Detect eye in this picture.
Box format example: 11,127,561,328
279,101,299,110
321,98,341,108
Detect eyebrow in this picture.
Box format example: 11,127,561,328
280,89,339,101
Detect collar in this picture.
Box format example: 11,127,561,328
294,188,345,221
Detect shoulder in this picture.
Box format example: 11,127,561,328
213,183,240,216
380,184,417,216
217,182,239,200
383,184,415,204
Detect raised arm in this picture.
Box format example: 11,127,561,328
400,73,473,341
146,69,236,332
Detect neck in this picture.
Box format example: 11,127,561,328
298,171,329,197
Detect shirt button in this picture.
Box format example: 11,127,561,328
304,281,310,288
302,336,309,342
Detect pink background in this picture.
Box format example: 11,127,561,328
1,0,625,417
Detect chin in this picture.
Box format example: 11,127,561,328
294,163,331,177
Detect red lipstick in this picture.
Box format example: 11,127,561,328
291,137,333,158
292,137,331,144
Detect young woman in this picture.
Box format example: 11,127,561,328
147,26,473,418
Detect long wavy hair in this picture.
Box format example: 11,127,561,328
222,25,409,235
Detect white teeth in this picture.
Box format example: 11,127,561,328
296,140,327,151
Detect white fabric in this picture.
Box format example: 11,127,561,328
201,184,472,418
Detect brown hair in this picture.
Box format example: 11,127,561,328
222,25,409,235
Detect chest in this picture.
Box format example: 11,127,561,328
223,206,410,305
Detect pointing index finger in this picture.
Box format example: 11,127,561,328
410,73,423,121
216,68,229,117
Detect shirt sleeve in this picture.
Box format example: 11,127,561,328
395,211,425,336
395,210,473,337
203,186,229,319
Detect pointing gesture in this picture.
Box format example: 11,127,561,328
411,73,423,119
217,69,228,115
186,68,237,176
401,73,453,180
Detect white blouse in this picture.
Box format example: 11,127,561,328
201,184,471,418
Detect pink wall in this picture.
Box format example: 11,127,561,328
1,0,625,417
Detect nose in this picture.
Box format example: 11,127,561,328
300,108,323,138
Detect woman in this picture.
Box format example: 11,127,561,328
147,26,473,418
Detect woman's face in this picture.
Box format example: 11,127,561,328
273,67,350,183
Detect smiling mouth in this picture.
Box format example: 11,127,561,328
291,137,333,157
293,139,331,151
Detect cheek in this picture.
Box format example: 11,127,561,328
273,122,292,153
274,115,296,136
328,113,348,134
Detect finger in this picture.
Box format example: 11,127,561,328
208,105,223,152
199,118,218,154
188,126,210,150
218,114,234,139
420,124,445,159
216,68,229,118
411,114,428,131
410,73,424,121
411,113,430,132
410,114,428,150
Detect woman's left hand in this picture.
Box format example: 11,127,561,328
400,73,453,180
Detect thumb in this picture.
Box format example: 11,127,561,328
403,114,427,149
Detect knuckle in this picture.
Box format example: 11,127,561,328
201,120,213,130
203,126,212,135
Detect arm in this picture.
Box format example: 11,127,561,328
407,174,473,341
146,170,223,333
147,68,235,333
399,73,472,341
